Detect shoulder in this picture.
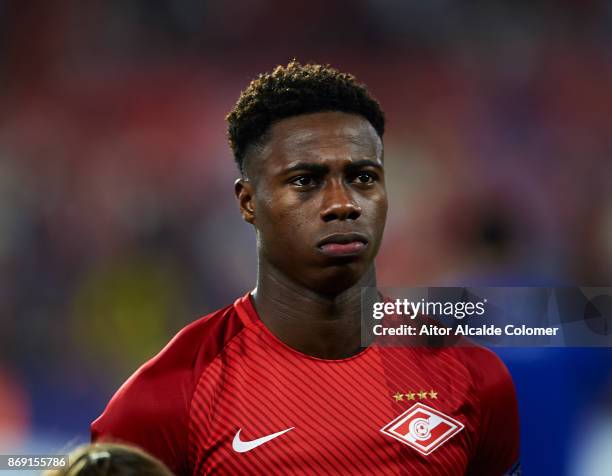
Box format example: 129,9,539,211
451,346,520,475
91,296,249,473
451,345,515,401
151,299,248,377
113,299,246,393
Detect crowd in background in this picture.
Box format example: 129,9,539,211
0,2,611,474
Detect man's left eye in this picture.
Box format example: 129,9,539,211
353,172,376,184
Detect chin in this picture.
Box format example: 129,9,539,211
308,263,369,296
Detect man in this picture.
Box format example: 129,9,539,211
92,61,520,475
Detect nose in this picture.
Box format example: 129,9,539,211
320,180,362,222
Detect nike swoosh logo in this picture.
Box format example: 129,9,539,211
232,427,294,453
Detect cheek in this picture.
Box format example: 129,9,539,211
257,194,315,242
361,193,388,224
378,198,389,225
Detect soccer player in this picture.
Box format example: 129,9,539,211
91,61,520,475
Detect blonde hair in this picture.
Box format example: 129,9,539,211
43,443,174,476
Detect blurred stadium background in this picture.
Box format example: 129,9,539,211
0,1,611,475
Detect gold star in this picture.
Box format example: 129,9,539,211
417,390,428,400
429,390,438,399
393,392,404,402
406,392,416,400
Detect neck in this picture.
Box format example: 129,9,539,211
252,263,377,359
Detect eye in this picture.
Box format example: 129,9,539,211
353,171,377,184
290,175,317,188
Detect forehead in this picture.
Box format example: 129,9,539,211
255,111,383,171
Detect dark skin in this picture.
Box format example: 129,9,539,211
235,111,387,359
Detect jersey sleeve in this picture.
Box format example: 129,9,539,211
460,347,520,476
91,302,246,476
91,338,195,475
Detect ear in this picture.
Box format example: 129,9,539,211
234,178,256,224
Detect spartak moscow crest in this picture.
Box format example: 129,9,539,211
380,403,464,455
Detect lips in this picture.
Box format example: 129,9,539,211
316,232,369,257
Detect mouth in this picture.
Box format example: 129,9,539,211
316,232,369,257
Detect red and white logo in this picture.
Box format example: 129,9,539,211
380,403,464,455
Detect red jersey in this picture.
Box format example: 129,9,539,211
92,292,519,475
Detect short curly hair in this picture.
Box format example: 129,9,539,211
226,61,385,173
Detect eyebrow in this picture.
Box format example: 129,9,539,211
282,159,383,175
346,159,384,172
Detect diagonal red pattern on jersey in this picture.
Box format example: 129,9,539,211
188,296,477,475
93,292,520,476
